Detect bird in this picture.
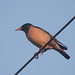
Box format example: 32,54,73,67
16,23,70,59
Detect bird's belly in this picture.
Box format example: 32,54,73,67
27,27,50,48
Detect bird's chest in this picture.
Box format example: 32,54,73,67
27,27,50,48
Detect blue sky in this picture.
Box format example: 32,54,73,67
0,0,75,75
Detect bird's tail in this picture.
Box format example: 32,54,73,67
56,49,70,59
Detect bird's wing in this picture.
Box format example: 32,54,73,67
53,37,68,50
49,34,68,50
35,26,67,50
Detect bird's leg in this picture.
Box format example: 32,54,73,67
40,45,53,54
34,45,53,59
34,47,44,59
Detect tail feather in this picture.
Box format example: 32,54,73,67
56,49,70,59
57,42,68,50
58,44,67,50
53,38,68,50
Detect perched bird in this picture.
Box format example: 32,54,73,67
16,23,70,59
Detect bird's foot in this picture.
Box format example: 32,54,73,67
34,49,44,59
34,47,48,59
40,50,44,55
34,52,39,59
39,47,46,54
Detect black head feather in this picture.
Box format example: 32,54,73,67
21,23,33,35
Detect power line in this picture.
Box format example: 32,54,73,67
15,16,75,75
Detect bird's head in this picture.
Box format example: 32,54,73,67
16,23,32,34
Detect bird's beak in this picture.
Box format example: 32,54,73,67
15,28,22,31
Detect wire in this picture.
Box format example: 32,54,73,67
15,16,75,75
